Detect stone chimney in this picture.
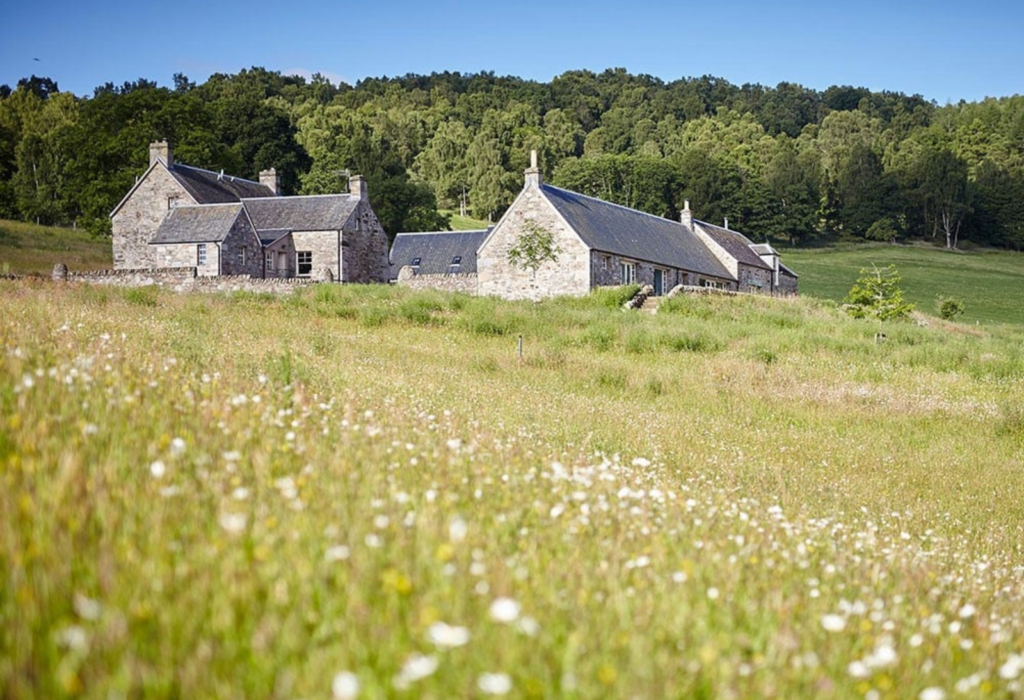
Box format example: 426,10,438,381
349,174,368,201
149,140,172,168
525,149,542,189
680,199,693,229
259,168,280,196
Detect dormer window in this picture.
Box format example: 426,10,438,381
411,257,421,266
451,256,461,265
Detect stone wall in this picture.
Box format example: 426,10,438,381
590,252,699,295
111,165,192,270
691,224,739,279
395,266,479,294
220,214,265,277
292,230,341,281
153,242,220,276
737,263,774,294
58,266,314,294
477,186,590,300
778,271,798,295
344,202,391,283
265,236,297,278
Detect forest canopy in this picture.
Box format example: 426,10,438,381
1,68,1022,249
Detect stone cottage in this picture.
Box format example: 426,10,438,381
110,141,389,282
392,151,797,300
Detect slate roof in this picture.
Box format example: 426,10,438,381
749,243,778,256
241,194,358,233
389,229,491,280
540,185,733,280
150,204,243,244
168,164,274,203
696,222,773,271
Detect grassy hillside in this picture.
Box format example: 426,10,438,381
441,210,493,231
783,243,1024,326
0,219,112,274
2,282,1022,699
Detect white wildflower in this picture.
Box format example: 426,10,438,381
73,593,101,621
427,621,471,648
449,516,468,543
1000,654,1024,680
517,616,540,637
218,512,247,534
149,460,166,478
58,625,88,651
170,437,186,455
919,688,945,700
392,654,438,690
957,604,976,619
631,457,651,468
332,671,359,700
325,545,350,562
477,672,513,695
821,614,846,632
848,661,870,678
707,587,720,600
489,597,521,623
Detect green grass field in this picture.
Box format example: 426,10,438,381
782,243,1024,326
440,210,493,231
0,220,112,275
2,281,1023,699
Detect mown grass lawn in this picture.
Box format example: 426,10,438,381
0,220,112,275
2,281,1022,699
782,243,1024,326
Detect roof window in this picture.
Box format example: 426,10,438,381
451,256,462,265
411,257,421,266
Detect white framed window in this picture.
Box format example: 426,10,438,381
240,246,247,266
297,251,313,276
197,243,207,266
620,261,636,285
603,255,612,270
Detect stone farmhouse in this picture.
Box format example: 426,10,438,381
110,141,389,282
391,152,797,300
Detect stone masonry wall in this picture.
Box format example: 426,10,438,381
62,267,314,294
737,263,774,294
477,187,590,300
112,165,192,270
220,214,264,277
778,271,798,295
395,267,479,294
344,201,391,283
590,252,698,294
265,236,297,278
153,242,220,275
691,224,739,280
292,230,341,280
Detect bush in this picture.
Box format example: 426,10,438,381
938,296,965,321
842,264,914,321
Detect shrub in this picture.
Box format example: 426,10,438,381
938,296,965,321
842,264,914,321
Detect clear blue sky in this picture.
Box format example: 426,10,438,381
2,0,1021,103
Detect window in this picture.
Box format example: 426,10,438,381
451,256,462,265
197,243,207,266
603,255,612,270
266,251,274,269
620,261,636,285
297,251,313,276
240,246,247,266
411,257,421,266
168,196,181,210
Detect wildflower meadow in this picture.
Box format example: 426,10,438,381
2,280,1022,699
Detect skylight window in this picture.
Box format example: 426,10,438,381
411,257,421,266
451,256,462,265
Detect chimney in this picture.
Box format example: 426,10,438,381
680,199,693,229
724,217,729,230
149,140,172,168
525,149,542,189
259,168,280,196
349,174,368,201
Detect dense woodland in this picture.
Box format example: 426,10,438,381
1,68,1023,249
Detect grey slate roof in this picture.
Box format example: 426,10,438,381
696,222,773,271
241,194,358,233
150,204,242,244
540,185,733,280
389,229,490,280
168,164,274,203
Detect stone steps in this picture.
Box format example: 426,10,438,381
639,296,663,315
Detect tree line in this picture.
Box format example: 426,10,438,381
1,68,1022,249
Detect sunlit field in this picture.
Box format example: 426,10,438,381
2,281,1023,699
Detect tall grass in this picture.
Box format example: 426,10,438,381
2,281,1023,699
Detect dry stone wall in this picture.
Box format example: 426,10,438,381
395,266,478,294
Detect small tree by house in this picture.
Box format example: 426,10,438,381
507,222,560,275
842,264,914,321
